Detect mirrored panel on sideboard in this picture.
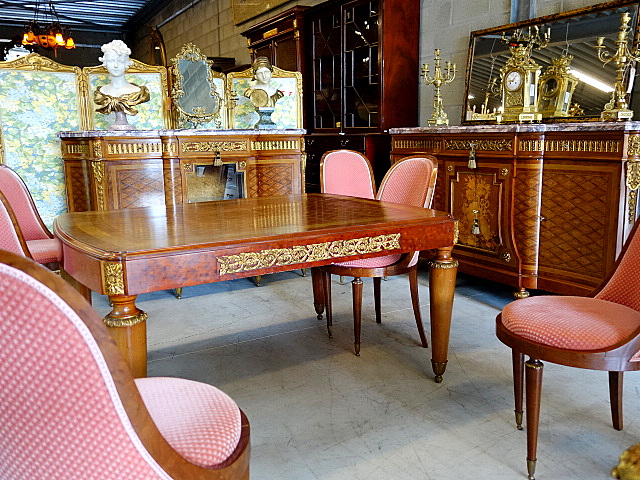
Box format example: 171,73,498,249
463,0,640,124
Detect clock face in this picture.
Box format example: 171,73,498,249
540,77,559,97
505,70,523,91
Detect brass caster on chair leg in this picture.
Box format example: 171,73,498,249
354,343,360,356
174,287,182,299
431,360,447,383
515,410,523,430
527,458,536,480
327,324,332,338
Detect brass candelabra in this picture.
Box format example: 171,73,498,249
594,11,640,121
421,49,456,126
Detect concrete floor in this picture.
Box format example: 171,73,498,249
93,263,640,480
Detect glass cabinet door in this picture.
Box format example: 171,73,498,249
310,0,379,131
343,0,379,128
310,3,342,129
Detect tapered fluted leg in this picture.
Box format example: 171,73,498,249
311,267,325,320
373,277,382,324
609,371,624,430
513,350,524,430
525,358,543,480
352,277,363,356
408,268,428,348
428,246,457,383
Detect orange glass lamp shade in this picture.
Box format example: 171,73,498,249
21,21,75,50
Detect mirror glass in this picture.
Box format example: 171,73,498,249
464,0,640,123
171,43,223,128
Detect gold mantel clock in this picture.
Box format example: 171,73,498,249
499,27,549,123
537,55,578,118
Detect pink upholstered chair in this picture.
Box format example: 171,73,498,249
496,219,640,480
317,155,438,355
0,249,250,480
320,149,376,199
0,165,62,270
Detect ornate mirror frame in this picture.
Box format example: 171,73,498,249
170,43,224,128
463,0,640,124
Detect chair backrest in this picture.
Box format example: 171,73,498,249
0,165,52,241
0,191,30,257
375,155,438,267
595,218,640,312
376,155,438,208
0,250,246,480
320,149,376,199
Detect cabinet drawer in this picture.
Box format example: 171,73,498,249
305,134,367,151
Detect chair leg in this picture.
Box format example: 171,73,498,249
322,270,333,338
311,267,325,320
373,277,382,324
609,371,624,431
174,287,182,299
408,268,428,348
513,350,524,430
525,358,543,480
352,277,363,356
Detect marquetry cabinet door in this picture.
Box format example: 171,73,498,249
443,154,521,284
537,157,624,295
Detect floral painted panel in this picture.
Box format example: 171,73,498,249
230,76,301,129
88,72,168,130
0,69,80,227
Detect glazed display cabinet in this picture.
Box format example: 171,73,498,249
303,0,419,190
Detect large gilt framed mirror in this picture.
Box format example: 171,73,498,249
170,43,225,128
463,0,640,124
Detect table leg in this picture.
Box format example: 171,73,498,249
311,267,325,320
103,294,148,378
428,246,458,383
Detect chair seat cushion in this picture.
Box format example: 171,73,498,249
26,238,61,265
333,254,402,268
501,296,640,351
135,377,241,468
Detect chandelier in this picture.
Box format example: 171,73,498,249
21,0,75,51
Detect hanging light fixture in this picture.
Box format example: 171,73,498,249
21,0,75,52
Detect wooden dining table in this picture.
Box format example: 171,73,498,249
54,193,458,379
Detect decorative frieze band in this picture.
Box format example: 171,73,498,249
544,139,620,153
445,139,512,151
519,140,544,152
393,139,440,151
251,140,300,150
217,233,402,275
182,141,247,152
106,142,163,155
64,143,91,155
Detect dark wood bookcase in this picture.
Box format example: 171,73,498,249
242,0,420,191
304,0,420,190
241,6,308,75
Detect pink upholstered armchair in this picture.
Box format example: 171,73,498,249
0,165,61,270
317,155,438,355
0,250,250,479
496,219,640,480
